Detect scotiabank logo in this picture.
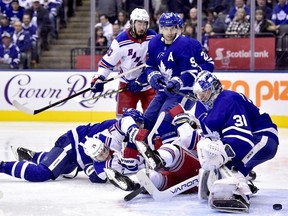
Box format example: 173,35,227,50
215,48,269,60
222,80,288,107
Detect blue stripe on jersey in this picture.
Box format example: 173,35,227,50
99,58,115,69
114,121,125,136
119,41,135,47
187,130,199,150
161,146,176,161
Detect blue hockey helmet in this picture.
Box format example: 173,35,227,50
175,13,184,28
159,12,178,28
123,108,144,125
193,71,222,110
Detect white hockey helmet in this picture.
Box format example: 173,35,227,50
130,8,149,33
83,137,110,162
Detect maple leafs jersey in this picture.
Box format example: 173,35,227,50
145,34,214,90
194,90,279,175
97,29,157,83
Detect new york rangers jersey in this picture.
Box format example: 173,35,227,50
97,29,156,84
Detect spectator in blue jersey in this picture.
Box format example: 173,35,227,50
143,12,214,145
0,0,12,14
181,71,278,212
6,0,25,25
0,31,20,69
12,20,32,69
22,13,39,65
90,8,157,119
0,109,147,184
271,0,288,25
0,14,15,43
225,0,250,25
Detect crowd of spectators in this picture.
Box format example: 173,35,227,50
94,0,288,65
0,0,78,69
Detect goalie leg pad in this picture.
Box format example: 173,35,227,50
198,168,210,200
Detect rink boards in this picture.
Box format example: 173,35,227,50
1,71,287,128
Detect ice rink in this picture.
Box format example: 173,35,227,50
0,122,287,216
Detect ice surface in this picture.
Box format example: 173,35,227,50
0,122,287,216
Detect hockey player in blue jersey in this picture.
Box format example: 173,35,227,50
143,12,214,144
0,109,147,184
175,13,214,72
184,71,278,212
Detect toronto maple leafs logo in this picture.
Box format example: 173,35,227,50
158,60,173,80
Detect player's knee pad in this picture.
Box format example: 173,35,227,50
157,144,180,168
24,163,53,182
148,169,165,190
40,146,71,179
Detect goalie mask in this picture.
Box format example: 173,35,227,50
130,8,149,37
83,137,110,162
193,71,223,111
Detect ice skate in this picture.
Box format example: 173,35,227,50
135,141,165,171
104,168,140,191
11,146,35,161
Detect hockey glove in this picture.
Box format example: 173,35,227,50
127,80,143,93
147,71,165,90
197,138,235,171
168,104,185,118
90,75,105,93
127,126,149,144
164,77,183,96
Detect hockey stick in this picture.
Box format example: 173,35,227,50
147,111,165,150
76,87,127,103
12,64,145,115
124,186,146,201
159,80,197,102
136,169,199,201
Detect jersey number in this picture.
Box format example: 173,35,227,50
190,57,199,68
233,115,247,127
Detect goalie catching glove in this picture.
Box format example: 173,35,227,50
197,138,235,171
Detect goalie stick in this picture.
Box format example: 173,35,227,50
12,64,145,115
124,169,199,201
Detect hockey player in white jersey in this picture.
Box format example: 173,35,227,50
91,8,157,118
0,109,146,184
104,106,201,195
185,71,278,212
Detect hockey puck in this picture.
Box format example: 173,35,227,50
273,204,282,210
